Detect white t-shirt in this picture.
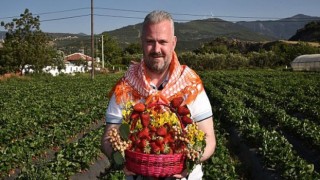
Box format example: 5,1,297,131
106,89,212,124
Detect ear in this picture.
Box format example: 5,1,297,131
172,36,177,49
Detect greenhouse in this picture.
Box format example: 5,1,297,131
291,54,320,71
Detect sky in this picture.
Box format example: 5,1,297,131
1,0,320,35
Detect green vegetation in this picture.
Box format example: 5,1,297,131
1,70,319,179
0,9,63,75
179,38,320,70
0,73,120,178
290,21,320,42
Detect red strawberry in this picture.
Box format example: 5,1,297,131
149,125,157,132
127,143,133,150
150,142,161,154
140,112,150,128
133,103,145,112
130,112,140,120
171,97,184,108
156,127,167,136
170,144,176,153
182,116,193,124
129,134,136,142
135,147,142,153
138,139,149,149
130,117,139,130
137,127,150,139
159,143,165,153
163,133,174,143
155,137,164,146
177,106,190,116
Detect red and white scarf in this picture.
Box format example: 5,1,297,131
111,52,203,105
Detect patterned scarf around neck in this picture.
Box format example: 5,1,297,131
111,52,203,105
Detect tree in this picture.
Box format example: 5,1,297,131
0,9,57,75
123,43,142,55
97,33,122,65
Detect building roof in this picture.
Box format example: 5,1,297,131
64,53,94,61
292,54,320,63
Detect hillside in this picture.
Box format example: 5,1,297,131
289,21,320,42
236,14,320,40
107,18,273,51
1,14,319,52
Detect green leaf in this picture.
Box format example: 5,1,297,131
186,160,196,173
113,151,125,166
119,123,130,140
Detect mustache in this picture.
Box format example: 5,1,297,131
149,52,163,57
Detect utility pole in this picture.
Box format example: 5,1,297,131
101,35,104,68
90,0,94,79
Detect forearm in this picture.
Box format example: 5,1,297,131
200,133,216,162
101,124,120,159
197,117,216,162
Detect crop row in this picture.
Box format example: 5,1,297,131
0,74,118,178
201,70,320,179
2,70,319,179
210,75,320,150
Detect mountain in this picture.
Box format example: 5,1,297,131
107,18,273,51
289,21,320,42
236,14,320,40
2,14,319,52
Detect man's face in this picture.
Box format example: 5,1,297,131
141,20,177,74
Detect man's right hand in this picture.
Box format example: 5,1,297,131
123,166,136,176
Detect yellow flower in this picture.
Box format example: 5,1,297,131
122,101,134,123
186,123,205,146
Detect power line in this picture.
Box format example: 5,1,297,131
1,6,319,24
0,7,90,20
41,14,90,22
95,14,144,20
35,7,90,16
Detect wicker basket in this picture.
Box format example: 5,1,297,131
125,150,185,177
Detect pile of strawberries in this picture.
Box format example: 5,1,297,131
127,96,193,155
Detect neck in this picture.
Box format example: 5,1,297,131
146,68,169,88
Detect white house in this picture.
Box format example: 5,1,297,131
22,52,95,76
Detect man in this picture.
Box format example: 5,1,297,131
101,10,216,180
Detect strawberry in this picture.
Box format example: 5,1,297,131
177,106,190,116
156,126,167,136
182,115,193,124
138,139,149,149
163,133,174,143
170,97,184,108
135,147,142,153
133,103,145,112
127,143,133,150
130,117,139,130
133,139,141,147
137,127,150,139
130,111,140,120
159,142,165,153
149,125,157,132
129,134,136,142
155,137,164,146
150,142,161,154
170,144,176,153
140,112,150,128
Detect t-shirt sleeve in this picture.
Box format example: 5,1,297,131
105,93,123,124
187,90,213,122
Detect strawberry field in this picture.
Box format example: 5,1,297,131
1,70,319,179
